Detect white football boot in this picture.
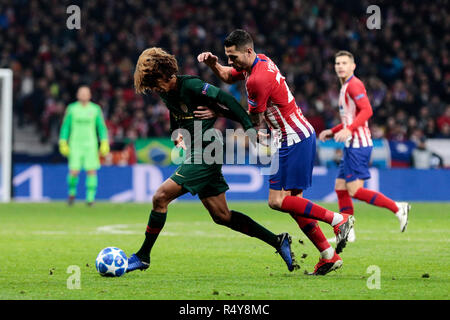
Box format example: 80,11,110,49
327,217,356,243
347,225,356,242
395,202,411,232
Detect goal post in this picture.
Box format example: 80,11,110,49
0,68,13,202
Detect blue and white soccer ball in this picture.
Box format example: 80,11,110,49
95,247,128,277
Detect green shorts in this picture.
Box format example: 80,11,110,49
68,146,100,171
170,163,229,199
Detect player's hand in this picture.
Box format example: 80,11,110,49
99,140,110,156
247,128,270,147
193,106,217,119
257,130,270,147
197,52,218,67
334,128,352,143
174,133,186,150
318,129,333,142
59,140,69,157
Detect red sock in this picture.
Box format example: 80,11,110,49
336,190,354,215
353,188,398,213
290,215,331,252
281,196,335,225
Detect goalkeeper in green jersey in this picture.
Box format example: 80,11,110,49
126,47,297,273
59,86,110,206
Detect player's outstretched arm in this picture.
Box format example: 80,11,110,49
190,79,252,129
249,112,265,128
193,106,218,119
197,52,236,84
214,89,254,131
334,82,373,143
318,129,334,142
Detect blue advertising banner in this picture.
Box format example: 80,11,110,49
12,164,450,202
317,138,391,168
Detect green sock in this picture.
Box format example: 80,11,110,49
136,210,167,262
85,174,98,203
67,174,79,197
229,210,279,248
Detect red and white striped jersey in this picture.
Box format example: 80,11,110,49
338,75,373,148
230,54,314,148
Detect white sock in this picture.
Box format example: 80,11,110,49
331,212,343,227
320,247,335,260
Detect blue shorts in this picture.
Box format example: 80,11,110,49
269,134,316,191
337,146,372,182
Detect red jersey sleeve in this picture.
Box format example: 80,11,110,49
331,123,343,134
230,68,245,81
346,79,373,131
247,75,273,113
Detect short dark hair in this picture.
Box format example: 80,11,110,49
335,50,354,61
224,29,254,50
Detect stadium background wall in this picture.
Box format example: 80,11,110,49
12,164,450,202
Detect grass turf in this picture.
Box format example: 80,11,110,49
0,202,448,300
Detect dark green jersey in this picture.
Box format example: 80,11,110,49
160,76,216,143
159,75,255,162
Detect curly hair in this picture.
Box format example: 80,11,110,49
134,47,179,93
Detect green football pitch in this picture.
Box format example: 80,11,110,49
0,202,448,300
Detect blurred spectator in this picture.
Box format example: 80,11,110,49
424,118,438,138
306,107,325,134
412,137,444,169
331,148,343,168
437,106,450,133
0,0,448,152
437,123,450,139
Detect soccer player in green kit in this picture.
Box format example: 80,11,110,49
126,47,297,273
59,86,110,206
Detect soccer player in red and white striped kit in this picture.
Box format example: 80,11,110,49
198,30,355,275
319,51,410,241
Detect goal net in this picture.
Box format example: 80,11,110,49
0,69,13,202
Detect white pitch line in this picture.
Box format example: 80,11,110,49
5,223,448,243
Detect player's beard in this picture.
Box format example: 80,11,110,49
232,64,243,71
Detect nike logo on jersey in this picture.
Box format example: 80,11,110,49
175,171,185,178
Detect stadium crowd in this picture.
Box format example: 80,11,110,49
1,0,449,163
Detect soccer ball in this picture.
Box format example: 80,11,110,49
95,247,128,277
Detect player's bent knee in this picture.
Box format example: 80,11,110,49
335,179,346,190
210,214,226,225
347,185,360,197
210,210,231,225
211,215,225,225
348,188,358,197
268,198,282,210
152,191,170,210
